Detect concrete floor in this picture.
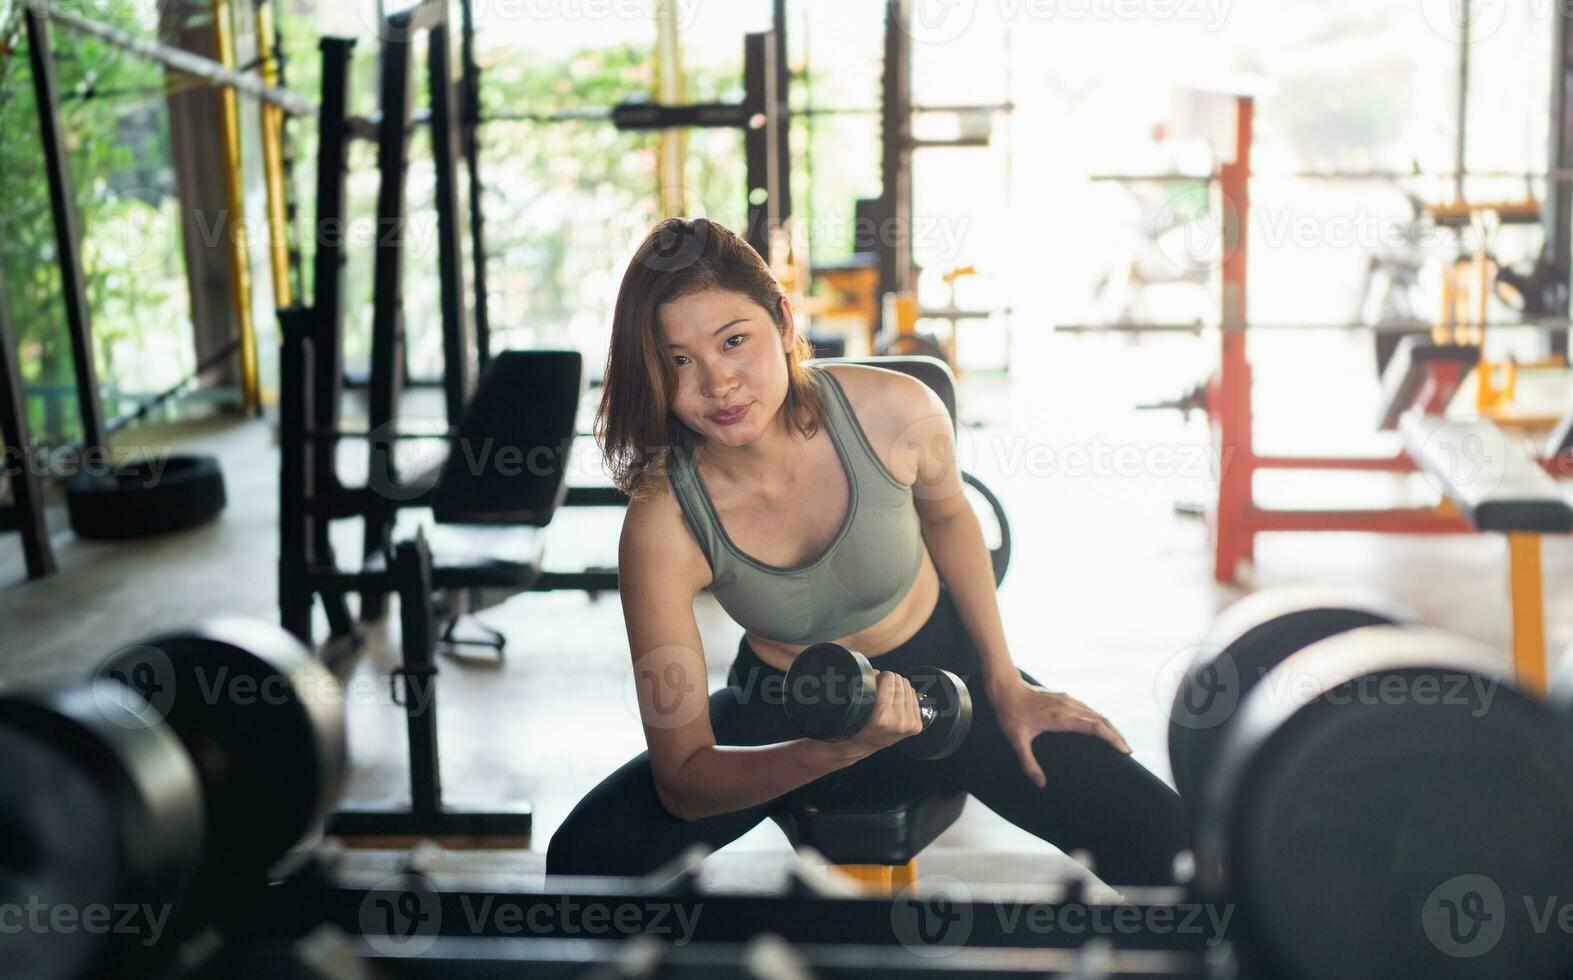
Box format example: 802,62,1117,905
3,330,1570,889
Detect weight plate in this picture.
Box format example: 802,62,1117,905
0,681,205,978
1169,587,1414,809
97,619,347,905
1200,627,1573,980
784,644,876,742
900,667,973,760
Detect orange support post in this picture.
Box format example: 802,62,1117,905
1507,533,1549,695
1210,96,1253,584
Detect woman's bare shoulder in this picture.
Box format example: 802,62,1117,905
620,473,712,592
818,362,951,431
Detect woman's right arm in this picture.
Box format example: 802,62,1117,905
619,489,921,822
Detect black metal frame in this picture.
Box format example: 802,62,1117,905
877,0,914,328
279,13,631,844
359,0,475,617
608,31,788,259
227,850,1216,955
1546,1,1573,360
26,7,108,456
280,310,538,841
0,263,56,581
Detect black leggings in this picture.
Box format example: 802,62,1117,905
547,589,1191,885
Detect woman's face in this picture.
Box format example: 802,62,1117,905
658,288,793,448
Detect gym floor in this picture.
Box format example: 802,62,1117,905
3,329,1569,889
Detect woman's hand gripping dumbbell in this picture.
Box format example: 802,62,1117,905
782,642,973,759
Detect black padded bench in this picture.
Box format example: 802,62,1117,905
773,767,967,889
328,350,583,845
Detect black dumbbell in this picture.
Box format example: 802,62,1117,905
783,643,972,759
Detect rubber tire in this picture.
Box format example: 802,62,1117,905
66,454,227,539
961,470,1011,587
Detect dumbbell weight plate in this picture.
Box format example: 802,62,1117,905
1199,627,1573,980
96,619,347,909
1168,587,1414,810
0,681,205,979
900,668,973,760
784,643,878,742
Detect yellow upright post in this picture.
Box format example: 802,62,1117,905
1507,533,1548,694
654,1,685,217
211,0,259,415
254,0,291,308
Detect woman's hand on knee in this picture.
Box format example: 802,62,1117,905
990,682,1132,788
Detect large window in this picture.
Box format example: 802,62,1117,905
0,0,194,442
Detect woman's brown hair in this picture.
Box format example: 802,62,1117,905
596,217,824,498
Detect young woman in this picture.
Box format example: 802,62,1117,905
546,218,1189,885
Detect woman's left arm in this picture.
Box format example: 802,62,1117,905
900,381,1132,787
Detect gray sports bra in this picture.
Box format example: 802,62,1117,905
667,366,926,645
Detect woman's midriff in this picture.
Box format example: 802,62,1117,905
743,548,941,672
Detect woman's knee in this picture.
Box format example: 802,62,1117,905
546,756,670,876
545,818,606,876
